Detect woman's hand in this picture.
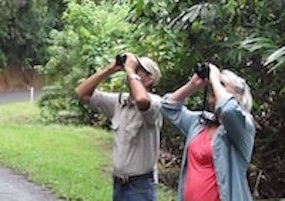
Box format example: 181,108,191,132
209,63,221,82
167,73,206,102
208,63,228,103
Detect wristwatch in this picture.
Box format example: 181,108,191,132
128,73,141,81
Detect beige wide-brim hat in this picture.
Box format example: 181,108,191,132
137,57,161,86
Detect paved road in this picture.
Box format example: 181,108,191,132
0,167,61,201
0,90,43,104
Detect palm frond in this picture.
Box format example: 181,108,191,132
239,37,276,52
168,3,211,29
264,46,285,67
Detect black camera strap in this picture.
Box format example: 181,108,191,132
199,85,208,124
200,85,220,126
118,76,126,105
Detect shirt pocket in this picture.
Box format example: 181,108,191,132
124,121,143,145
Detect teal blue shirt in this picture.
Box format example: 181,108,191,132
161,94,255,201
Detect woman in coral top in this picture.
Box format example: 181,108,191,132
161,64,255,201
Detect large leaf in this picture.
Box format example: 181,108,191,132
168,3,210,29
239,37,276,52
264,46,285,70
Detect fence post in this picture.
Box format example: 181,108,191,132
30,86,34,103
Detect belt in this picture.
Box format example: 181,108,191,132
113,171,153,185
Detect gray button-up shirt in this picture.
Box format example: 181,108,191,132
90,90,163,176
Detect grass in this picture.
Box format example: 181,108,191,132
0,102,176,201
0,101,40,124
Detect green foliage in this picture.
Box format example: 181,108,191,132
0,0,65,68
45,0,132,81
264,46,285,72
40,0,187,124
38,85,86,124
41,1,132,123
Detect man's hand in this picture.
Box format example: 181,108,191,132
124,53,139,74
106,59,123,74
188,73,207,91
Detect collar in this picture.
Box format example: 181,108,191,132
119,93,135,108
200,111,220,125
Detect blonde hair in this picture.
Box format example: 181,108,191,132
221,70,253,112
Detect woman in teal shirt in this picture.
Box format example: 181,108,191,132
161,64,255,201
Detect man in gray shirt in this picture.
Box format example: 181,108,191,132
75,52,162,201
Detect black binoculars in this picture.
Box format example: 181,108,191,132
194,63,210,79
115,54,127,66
